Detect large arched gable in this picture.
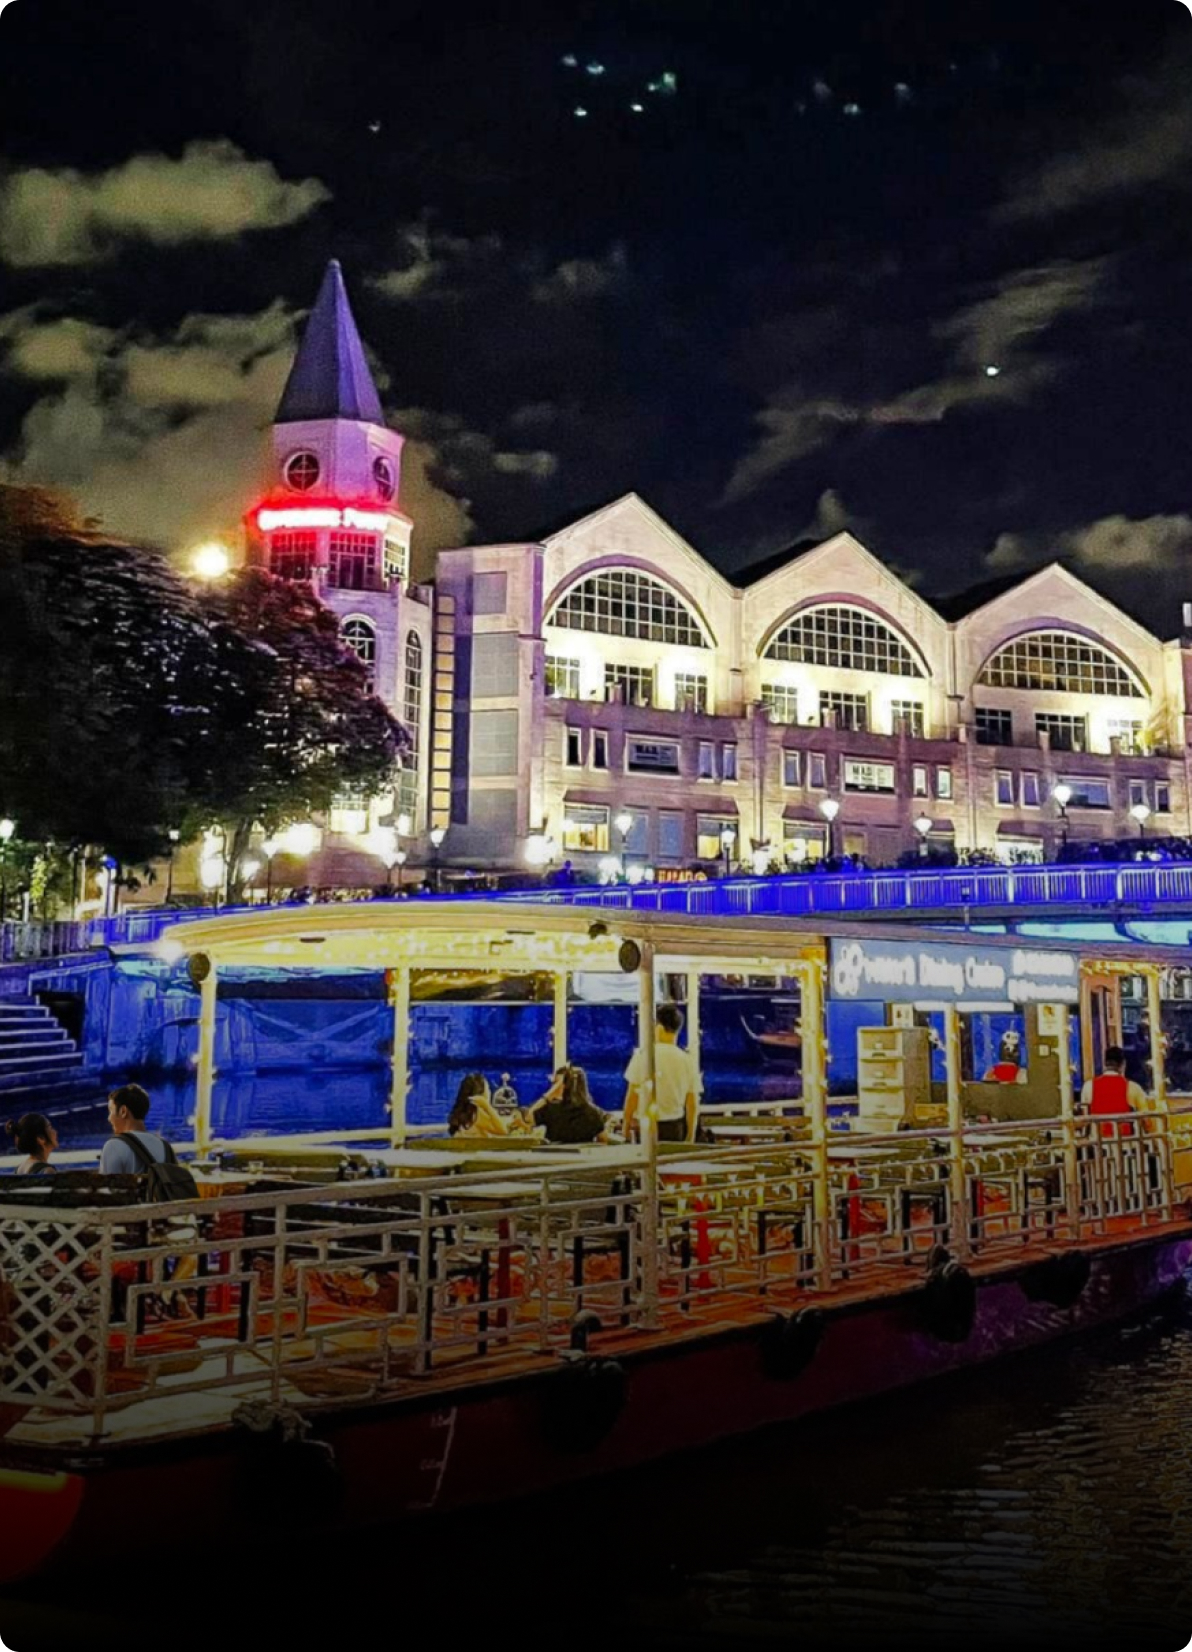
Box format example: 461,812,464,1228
758,598,930,679
544,559,716,648
976,626,1147,698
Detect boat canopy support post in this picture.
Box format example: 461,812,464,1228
1056,1003,1079,1233
1146,966,1167,1109
389,965,411,1147
685,969,702,1078
801,957,830,1288
943,1004,970,1260
638,940,660,1329
552,970,568,1072
194,959,218,1155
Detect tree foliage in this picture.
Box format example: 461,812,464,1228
0,486,408,891
194,568,407,883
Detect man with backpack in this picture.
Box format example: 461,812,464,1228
101,1084,201,1317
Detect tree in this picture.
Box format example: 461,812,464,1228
193,568,407,889
0,488,408,899
0,484,226,866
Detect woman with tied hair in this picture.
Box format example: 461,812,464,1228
4,1112,58,1175
527,1065,609,1144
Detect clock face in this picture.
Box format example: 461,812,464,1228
284,450,321,492
373,456,396,501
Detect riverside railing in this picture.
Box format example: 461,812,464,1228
0,1124,1180,1446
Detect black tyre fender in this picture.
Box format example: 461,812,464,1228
1022,1251,1091,1310
921,1257,977,1344
232,1402,343,1524
540,1355,628,1455
760,1306,826,1380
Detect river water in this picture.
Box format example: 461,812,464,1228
4,1281,1191,1652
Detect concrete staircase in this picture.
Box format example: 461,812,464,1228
0,996,85,1095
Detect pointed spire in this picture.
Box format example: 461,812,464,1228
276,260,385,426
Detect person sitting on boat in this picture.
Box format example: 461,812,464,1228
526,1065,609,1145
1079,1045,1150,1140
447,1073,512,1138
4,1112,58,1175
983,1029,1026,1084
623,1003,702,1144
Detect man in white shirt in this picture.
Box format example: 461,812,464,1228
623,1003,702,1143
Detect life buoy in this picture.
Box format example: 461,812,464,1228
760,1306,826,1380
921,1255,977,1344
1022,1252,1091,1310
540,1355,628,1454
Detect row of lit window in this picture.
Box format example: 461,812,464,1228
763,605,925,677
975,707,1145,754
270,531,406,589
564,726,737,780
558,804,742,862
994,772,1171,812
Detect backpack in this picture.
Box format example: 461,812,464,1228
119,1131,200,1204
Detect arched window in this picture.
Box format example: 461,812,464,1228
979,631,1143,697
340,617,377,691
404,631,423,732
762,604,925,678
548,569,710,647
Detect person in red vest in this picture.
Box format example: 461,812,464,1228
1079,1045,1148,1139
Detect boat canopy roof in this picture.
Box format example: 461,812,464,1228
140,900,1174,978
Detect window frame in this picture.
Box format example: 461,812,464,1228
763,603,925,677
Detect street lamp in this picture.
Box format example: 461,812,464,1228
913,813,933,859
429,824,447,893
165,828,181,902
719,823,736,878
1130,801,1152,840
190,542,231,580
819,797,841,862
0,817,14,923
261,835,282,904
1053,783,1072,853
524,831,554,868
393,847,408,892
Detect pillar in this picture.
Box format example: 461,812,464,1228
389,965,411,1146
194,961,218,1154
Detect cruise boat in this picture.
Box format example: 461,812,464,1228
1,899,1189,1583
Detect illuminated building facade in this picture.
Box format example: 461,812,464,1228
244,264,1192,885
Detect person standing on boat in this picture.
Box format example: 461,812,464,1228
99,1084,172,1172
623,1003,702,1143
1079,1046,1149,1139
4,1112,58,1174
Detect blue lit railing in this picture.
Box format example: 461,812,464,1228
43,860,1192,954
498,861,1192,921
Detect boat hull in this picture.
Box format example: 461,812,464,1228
4,1228,1188,1583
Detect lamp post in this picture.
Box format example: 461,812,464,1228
719,823,736,879
819,797,841,863
0,818,14,923
165,828,180,902
261,835,281,904
1053,783,1071,854
393,847,408,893
1130,801,1152,841
429,824,446,893
913,813,933,860
241,855,261,904
615,810,634,878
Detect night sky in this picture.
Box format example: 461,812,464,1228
2,0,1192,631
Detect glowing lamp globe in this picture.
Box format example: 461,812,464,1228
191,543,231,580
